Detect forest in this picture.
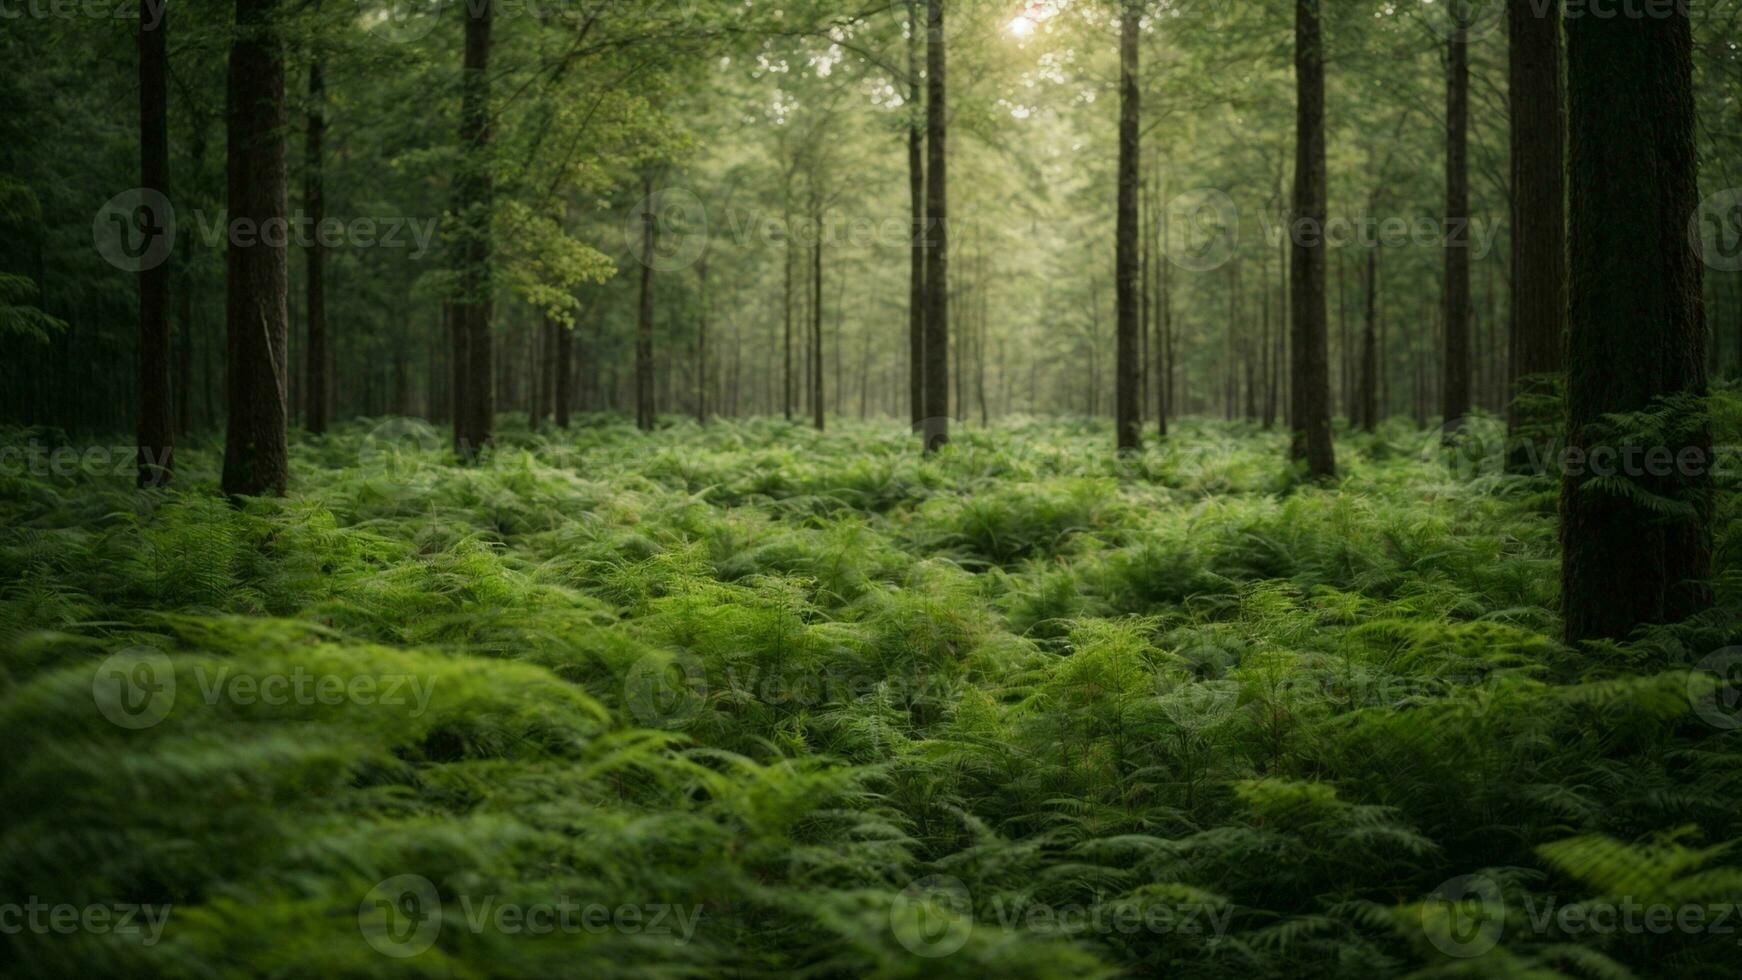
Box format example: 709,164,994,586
4,0,1742,976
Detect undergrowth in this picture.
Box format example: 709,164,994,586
3,412,1741,978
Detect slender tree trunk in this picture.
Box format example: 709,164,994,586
1562,7,1710,644
304,57,329,436
1159,180,1172,435
783,229,794,421
908,0,926,430
1290,0,1336,477
555,316,573,428
138,0,174,487
1115,0,1142,454
451,1,494,458
637,177,656,432
812,230,825,431
922,0,950,452
1507,0,1566,466
1442,24,1473,433
1360,246,1379,432
220,0,289,497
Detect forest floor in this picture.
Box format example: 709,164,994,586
3,413,1742,979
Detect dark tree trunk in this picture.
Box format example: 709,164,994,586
138,0,174,487
1507,0,1566,465
1290,0,1336,477
452,1,494,458
304,57,329,436
220,0,289,497
811,236,825,431
783,230,793,421
921,0,949,452
1114,0,1142,454
1442,24,1472,432
555,315,573,428
908,0,926,430
1562,7,1710,644
1359,247,1379,432
636,177,656,432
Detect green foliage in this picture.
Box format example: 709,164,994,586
5,416,1742,978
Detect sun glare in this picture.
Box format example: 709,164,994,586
1008,14,1036,37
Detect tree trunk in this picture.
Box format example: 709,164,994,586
921,0,950,452
783,228,794,421
1290,0,1336,477
452,1,494,458
1114,0,1142,454
1507,0,1566,465
220,0,289,497
1442,24,1473,433
303,57,329,436
138,0,174,487
812,232,825,431
908,0,926,431
1359,246,1379,432
1561,7,1710,644
637,177,656,431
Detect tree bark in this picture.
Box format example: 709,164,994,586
921,0,949,452
1359,246,1379,432
1561,6,1710,644
220,0,289,497
304,57,329,436
452,1,494,458
1442,24,1473,433
1115,0,1142,454
1507,0,1566,466
908,0,926,431
637,177,657,432
1289,0,1336,477
812,231,825,431
138,0,174,487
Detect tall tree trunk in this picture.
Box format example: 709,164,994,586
1562,7,1710,644
1359,246,1379,432
452,1,494,458
138,0,174,487
696,258,709,425
304,57,329,436
908,0,926,430
637,177,656,432
1290,0,1336,477
812,232,825,431
1158,177,1172,436
555,315,573,428
1442,23,1473,433
1114,0,1142,454
783,229,794,421
220,0,289,497
921,0,950,452
1507,0,1566,466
